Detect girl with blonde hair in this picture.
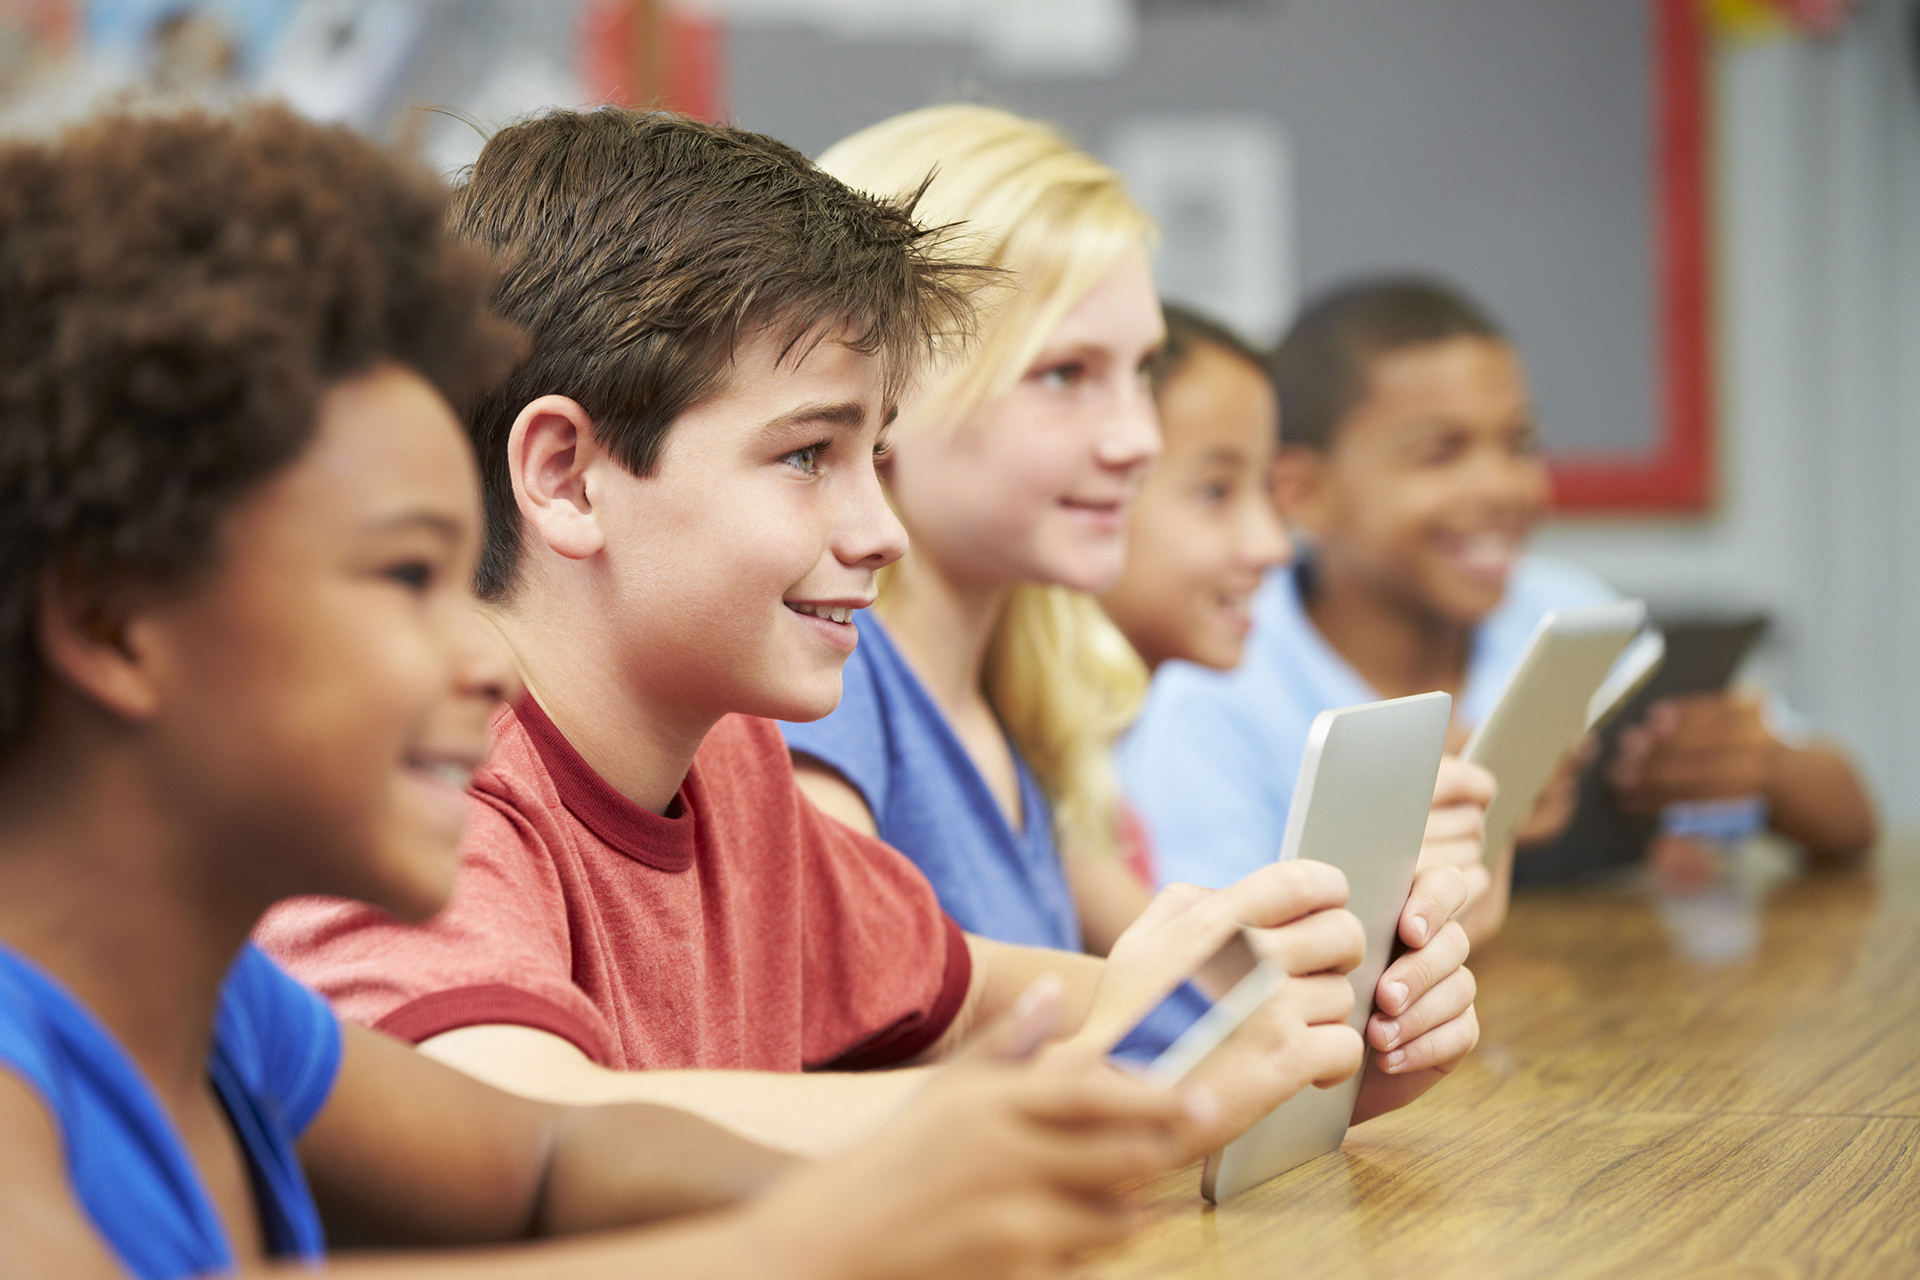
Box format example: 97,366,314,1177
780,104,1163,953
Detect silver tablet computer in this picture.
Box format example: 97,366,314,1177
1463,600,1648,859
1200,690,1451,1203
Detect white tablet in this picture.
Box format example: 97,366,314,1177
1463,601,1648,859
1200,690,1451,1203
1586,627,1666,733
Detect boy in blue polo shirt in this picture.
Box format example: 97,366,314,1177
1123,278,1875,934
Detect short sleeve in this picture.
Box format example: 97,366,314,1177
254,792,619,1065
780,631,893,819
218,946,342,1138
1120,660,1299,890
779,760,970,1070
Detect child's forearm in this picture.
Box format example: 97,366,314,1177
265,1212,825,1280
1766,741,1878,862
418,1024,930,1161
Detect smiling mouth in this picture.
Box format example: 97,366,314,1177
404,755,478,791
1443,531,1521,579
786,602,855,624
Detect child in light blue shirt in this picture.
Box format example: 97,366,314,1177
1121,552,1612,895
1124,277,1876,931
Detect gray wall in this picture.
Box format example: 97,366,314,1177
729,0,1660,458
1539,3,1920,825
730,1,1920,827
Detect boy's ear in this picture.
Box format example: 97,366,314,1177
1271,445,1333,537
33,567,166,727
508,396,607,562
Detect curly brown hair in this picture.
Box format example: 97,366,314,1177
451,108,987,600
0,104,526,756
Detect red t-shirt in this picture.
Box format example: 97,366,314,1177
256,700,971,1072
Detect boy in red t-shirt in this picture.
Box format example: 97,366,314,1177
260,109,1480,1158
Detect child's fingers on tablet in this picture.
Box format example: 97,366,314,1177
1398,865,1470,947
1377,918,1471,1016
1012,1054,1201,1128
1432,755,1496,808
1369,964,1478,1052
1015,1123,1192,1195
1254,905,1365,977
1378,990,1480,1075
1218,859,1352,930
1424,802,1486,844
1275,971,1358,1028
1302,1022,1368,1089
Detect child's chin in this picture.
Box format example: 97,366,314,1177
366,834,462,923
376,867,458,924
758,679,844,725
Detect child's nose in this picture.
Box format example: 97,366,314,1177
1096,381,1163,470
835,464,909,569
1243,498,1294,571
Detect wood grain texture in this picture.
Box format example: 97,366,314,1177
1094,839,1920,1278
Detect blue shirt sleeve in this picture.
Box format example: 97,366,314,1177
1119,659,1300,890
780,630,893,820
219,945,342,1139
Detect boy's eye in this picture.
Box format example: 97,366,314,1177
1507,424,1541,457
383,560,435,593
781,441,827,475
872,434,894,464
1415,434,1468,467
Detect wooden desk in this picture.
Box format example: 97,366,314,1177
1096,840,1920,1278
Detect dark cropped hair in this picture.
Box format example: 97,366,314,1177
1268,276,1505,450
0,105,525,756
1154,302,1270,394
450,108,987,601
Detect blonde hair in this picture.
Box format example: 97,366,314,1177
819,105,1153,862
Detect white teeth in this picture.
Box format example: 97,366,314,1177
1459,533,1517,570
418,762,470,790
790,603,853,624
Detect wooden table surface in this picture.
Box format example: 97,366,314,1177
1095,839,1920,1279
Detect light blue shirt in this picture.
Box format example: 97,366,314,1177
1118,554,1616,890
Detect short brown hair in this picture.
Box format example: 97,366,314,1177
1269,276,1504,450
451,108,983,600
0,105,524,756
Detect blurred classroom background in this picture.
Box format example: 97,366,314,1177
4,0,1917,825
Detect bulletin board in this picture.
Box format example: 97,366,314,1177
722,0,1720,516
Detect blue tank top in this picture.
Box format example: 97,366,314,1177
781,612,1083,951
0,942,340,1278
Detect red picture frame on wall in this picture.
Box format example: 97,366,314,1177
1547,0,1714,514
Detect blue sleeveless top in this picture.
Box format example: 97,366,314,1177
0,942,340,1278
781,612,1083,951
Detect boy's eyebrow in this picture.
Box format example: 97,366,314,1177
759,400,870,435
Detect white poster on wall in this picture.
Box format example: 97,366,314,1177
1106,115,1296,346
